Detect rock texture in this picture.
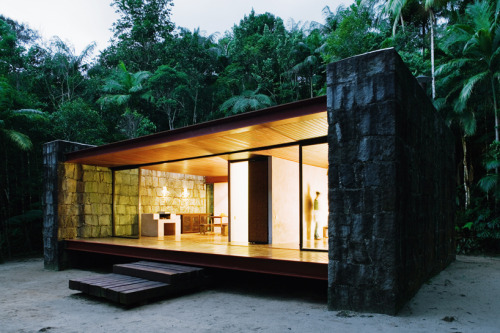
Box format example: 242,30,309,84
43,140,96,270
327,48,456,314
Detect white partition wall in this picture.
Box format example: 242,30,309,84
229,161,248,243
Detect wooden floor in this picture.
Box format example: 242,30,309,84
66,233,329,280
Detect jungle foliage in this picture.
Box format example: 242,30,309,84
0,0,498,260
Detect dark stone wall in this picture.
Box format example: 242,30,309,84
326,48,455,314
42,140,95,270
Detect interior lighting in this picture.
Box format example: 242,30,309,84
162,186,169,197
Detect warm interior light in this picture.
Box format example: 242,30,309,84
182,187,189,198
162,186,168,197
230,161,248,242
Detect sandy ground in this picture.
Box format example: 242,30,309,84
0,256,499,333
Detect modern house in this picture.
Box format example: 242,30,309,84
43,48,456,314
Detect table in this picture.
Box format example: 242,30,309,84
200,216,228,235
154,213,180,240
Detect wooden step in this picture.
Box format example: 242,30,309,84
69,274,171,305
113,261,205,284
69,261,208,306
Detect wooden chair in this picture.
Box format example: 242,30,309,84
199,214,211,234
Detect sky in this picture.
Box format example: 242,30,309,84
1,0,352,55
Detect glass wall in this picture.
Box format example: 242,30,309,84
301,143,328,251
113,169,139,237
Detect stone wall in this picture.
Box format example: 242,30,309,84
326,48,455,314
43,140,96,270
140,169,206,215
114,169,139,236
58,163,112,240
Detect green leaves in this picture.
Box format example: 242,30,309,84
219,90,273,115
98,61,151,108
2,129,32,150
323,0,385,62
50,98,105,144
479,141,500,198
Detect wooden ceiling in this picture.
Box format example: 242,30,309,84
66,96,328,177
144,143,328,177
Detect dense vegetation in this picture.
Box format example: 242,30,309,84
0,0,498,260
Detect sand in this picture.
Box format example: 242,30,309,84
0,255,499,333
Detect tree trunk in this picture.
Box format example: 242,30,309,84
491,75,499,142
2,141,11,258
462,136,471,209
491,75,499,177
430,11,436,99
193,88,199,124
310,76,313,99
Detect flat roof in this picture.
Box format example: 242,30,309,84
66,96,328,176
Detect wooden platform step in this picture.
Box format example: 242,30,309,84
69,261,207,305
113,261,204,284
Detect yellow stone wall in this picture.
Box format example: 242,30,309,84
114,169,139,236
57,163,112,239
57,165,205,239
140,169,206,215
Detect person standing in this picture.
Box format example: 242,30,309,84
314,191,321,240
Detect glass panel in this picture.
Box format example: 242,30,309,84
206,183,214,216
302,143,328,250
113,169,139,237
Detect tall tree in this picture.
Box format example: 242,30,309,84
171,28,219,124
438,0,499,141
102,0,175,71
323,0,386,62
147,65,188,130
288,29,325,98
384,0,448,99
98,61,154,137
223,10,288,101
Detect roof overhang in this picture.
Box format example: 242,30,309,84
66,96,328,176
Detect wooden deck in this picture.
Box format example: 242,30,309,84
65,234,329,280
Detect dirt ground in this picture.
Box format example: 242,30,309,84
0,255,499,333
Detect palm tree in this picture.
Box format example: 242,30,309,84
98,61,151,108
437,0,500,206
0,109,42,150
384,0,448,99
98,61,153,136
438,0,499,142
220,90,273,115
434,96,476,208
0,79,43,150
42,38,96,108
289,33,324,99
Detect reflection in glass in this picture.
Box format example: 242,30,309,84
302,143,328,251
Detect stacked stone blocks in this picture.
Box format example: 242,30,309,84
58,163,113,239
114,169,139,236
42,140,96,270
140,169,206,215
327,49,455,314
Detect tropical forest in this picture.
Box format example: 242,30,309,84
0,0,499,260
